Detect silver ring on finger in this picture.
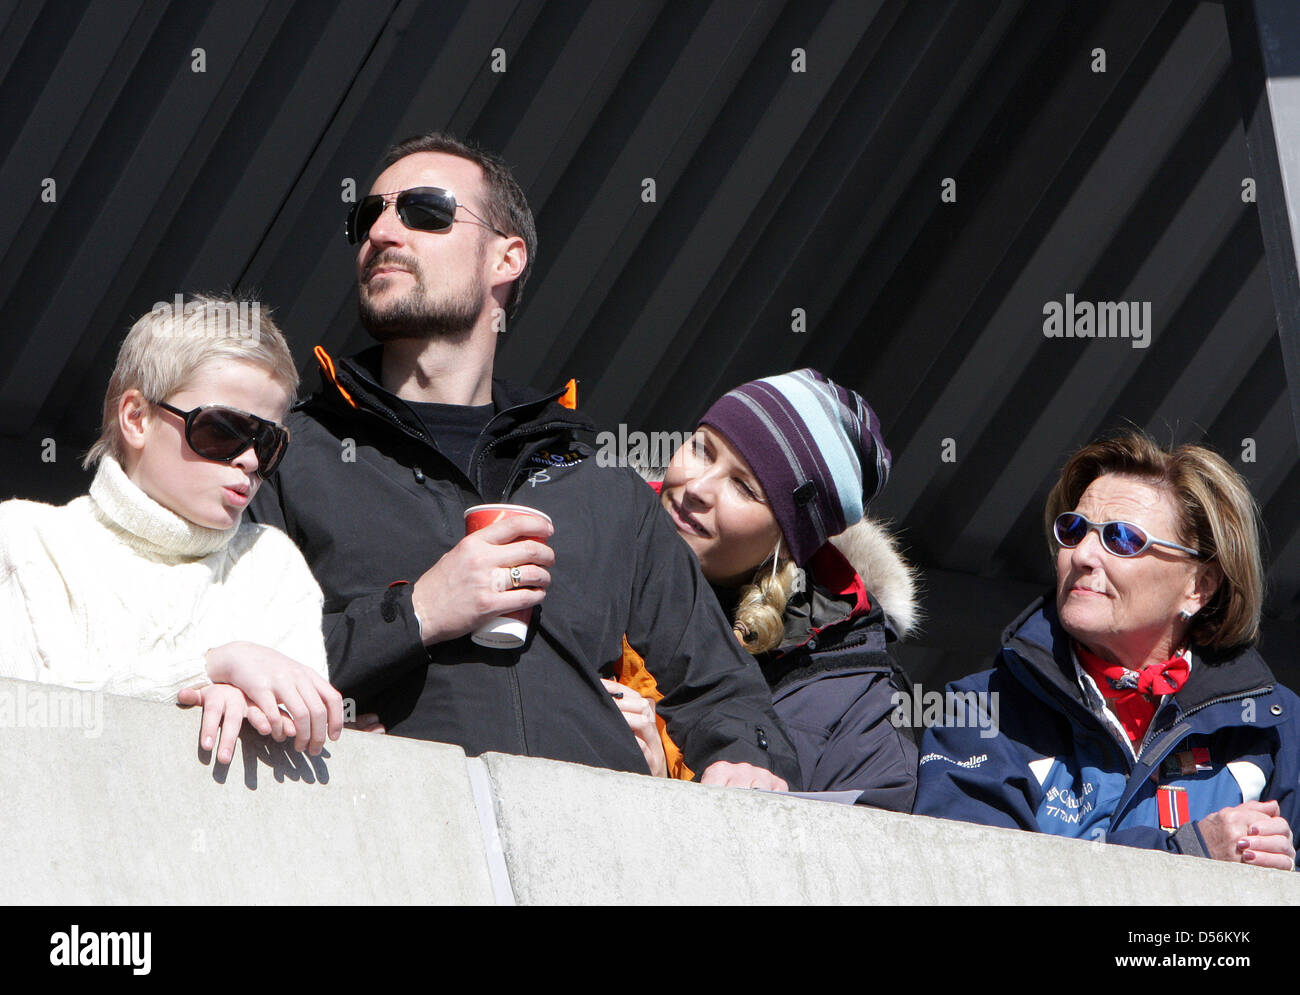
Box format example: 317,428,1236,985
510,566,523,589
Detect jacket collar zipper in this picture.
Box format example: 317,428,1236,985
336,368,551,489
1137,683,1275,763
333,357,585,451
1112,684,1275,821
348,397,480,484
331,367,433,446
1178,685,1274,721
474,420,580,498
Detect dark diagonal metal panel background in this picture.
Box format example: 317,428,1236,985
1,0,1296,687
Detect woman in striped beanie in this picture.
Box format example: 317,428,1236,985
654,369,920,808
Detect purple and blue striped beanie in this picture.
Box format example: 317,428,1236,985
699,369,891,566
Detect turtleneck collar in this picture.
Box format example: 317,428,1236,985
88,456,240,560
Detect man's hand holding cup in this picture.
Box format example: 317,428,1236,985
412,504,554,648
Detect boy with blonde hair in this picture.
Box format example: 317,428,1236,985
0,293,342,762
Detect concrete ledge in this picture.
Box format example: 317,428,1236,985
1,677,1296,905
0,680,494,904
481,752,1300,905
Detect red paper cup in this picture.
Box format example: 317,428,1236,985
463,504,553,649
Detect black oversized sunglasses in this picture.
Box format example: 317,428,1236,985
344,186,506,244
1053,512,1202,559
152,400,290,479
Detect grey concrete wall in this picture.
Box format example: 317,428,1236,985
0,678,1295,905
0,679,495,904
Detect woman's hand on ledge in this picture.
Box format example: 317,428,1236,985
346,713,386,734
1198,800,1295,871
203,642,344,756
699,760,788,792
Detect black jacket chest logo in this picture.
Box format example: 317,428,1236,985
527,448,586,468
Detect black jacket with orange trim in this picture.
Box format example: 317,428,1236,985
250,347,799,782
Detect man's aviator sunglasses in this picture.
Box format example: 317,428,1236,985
1053,512,1202,559
345,186,506,244
153,401,290,479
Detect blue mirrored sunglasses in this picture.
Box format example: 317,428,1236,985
1053,512,1202,559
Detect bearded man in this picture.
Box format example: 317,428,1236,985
250,132,798,788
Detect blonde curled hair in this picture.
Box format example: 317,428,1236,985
732,552,801,655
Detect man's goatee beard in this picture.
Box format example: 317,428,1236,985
359,292,482,343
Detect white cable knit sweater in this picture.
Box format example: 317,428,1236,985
0,457,328,701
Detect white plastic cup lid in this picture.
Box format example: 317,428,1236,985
471,616,529,649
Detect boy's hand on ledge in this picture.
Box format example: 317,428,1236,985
179,683,283,765
699,760,788,792
204,642,343,755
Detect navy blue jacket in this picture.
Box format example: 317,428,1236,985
914,597,1300,859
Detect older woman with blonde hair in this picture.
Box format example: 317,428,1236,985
915,430,1297,869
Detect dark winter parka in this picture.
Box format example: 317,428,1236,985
753,520,920,810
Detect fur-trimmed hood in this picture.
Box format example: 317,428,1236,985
828,517,921,639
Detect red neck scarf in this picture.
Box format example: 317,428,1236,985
1074,642,1190,744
